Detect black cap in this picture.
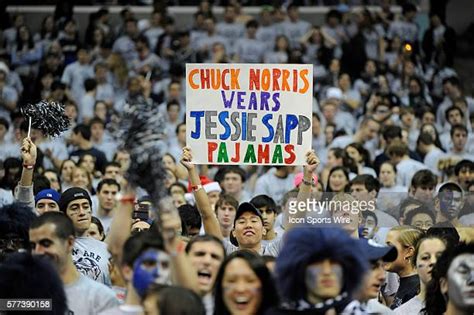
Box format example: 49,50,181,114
234,202,263,225
359,239,398,262
59,187,92,213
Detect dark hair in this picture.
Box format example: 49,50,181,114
221,166,246,183
350,174,381,193
146,285,205,315
405,205,435,227
166,100,180,111
30,212,75,240
420,123,443,149
0,117,9,130
214,250,279,315
326,166,350,192
90,216,105,240
89,117,105,128
178,204,202,234
121,230,165,267
346,142,371,167
73,124,91,141
104,161,121,171
175,122,186,135
0,253,68,315
246,19,259,29
454,159,474,176
450,124,468,138
168,182,187,195
84,78,97,92
250,195,277,213
387,140,409,157
0,203,37,256
411,169,437,189
215,194,239,213
33,174,52,195
399,197,425,219
136,34,150,48
382,125,402,142
445,106,464,122
423,243,474,315
97,178,121,193
185,234,226,257
418,132,435,146
380,161,397,174
329,147,345,159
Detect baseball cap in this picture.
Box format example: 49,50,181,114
234,202,263,225
35,189,61,205
58,187,92,213
359,239,398,262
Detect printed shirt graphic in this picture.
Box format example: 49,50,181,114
73,237,112,286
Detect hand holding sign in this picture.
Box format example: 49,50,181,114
180,147,195,171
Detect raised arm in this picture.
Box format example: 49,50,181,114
15,137,36,209
283,150,320,230
105,188,135,264
180,147,223,240
159,201,200,294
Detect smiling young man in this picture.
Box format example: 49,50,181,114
29,212,118,314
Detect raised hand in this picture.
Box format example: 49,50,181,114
21,137,37,166
305,150,320,174
180,147,195,171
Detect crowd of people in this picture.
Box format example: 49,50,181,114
0,1,473,315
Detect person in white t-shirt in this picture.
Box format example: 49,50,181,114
29,212,119,314
387,140,428,187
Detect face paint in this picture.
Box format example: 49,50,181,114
305,261,343,302
447,254,474,311
439,191,463,220
132,249,171,297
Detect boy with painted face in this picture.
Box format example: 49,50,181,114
268,227,368,314
434,182,465,227
424,243,474,315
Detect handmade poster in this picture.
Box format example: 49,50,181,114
186,63,313,165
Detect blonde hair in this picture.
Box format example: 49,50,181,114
390,225,424,248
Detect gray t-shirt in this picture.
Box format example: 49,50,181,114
65,274,119,315
73,237,112,286
223,237,283,257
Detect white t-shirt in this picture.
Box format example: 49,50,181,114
66,274,119,315
73,237,112,286
396,159,428,187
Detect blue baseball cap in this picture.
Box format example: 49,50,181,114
35,189,61,205
359,239,398,262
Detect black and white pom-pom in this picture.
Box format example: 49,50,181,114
118,96,168,205
21,101,70,137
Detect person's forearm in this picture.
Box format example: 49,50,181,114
189,167,223,239
105,197,134,263
170,244,200,294
284,167,313,230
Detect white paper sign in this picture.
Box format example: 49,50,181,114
186,63,313,165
